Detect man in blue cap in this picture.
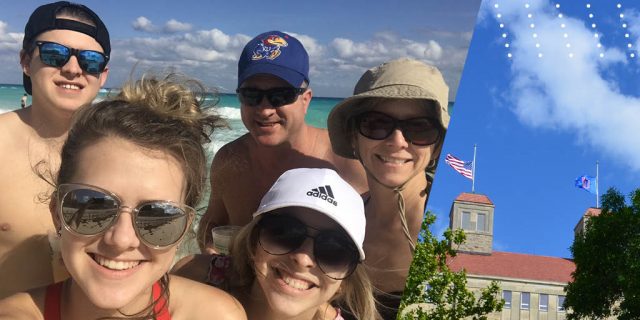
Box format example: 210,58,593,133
0,1,110,298
198,31,366,248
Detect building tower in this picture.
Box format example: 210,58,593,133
449,192,494,254
573,207,602,239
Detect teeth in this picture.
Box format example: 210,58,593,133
281,273,312,290
60,83,80,90
379,155,407,164
95,255,140,271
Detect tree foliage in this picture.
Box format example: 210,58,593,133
398,211,504,320
565,187,640,320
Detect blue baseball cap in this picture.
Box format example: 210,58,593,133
237,31,309,88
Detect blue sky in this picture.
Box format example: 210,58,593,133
0,0,480,98
430,0,640,258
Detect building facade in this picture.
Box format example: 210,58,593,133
446,193,604,320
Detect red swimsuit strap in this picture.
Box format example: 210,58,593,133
44,282,63,320
153,280,171,320
45,281,170,320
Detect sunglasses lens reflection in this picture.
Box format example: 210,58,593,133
38,42,107,74
258,214,358,279
59,186,189,248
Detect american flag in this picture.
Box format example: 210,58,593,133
445,153,473,180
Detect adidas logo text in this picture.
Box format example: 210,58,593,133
306,185,338,206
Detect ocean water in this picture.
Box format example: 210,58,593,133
0,83,342,256
0,83,340,157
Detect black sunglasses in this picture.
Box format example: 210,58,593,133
257,213,359,280
36,41,109,74
236,87,306,108
356,111,441,146
57,183,194,249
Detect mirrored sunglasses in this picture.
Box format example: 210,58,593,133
36,41,109,74
57,183,194,249
257,213,359,280
356,111,441,146
236,87,306,108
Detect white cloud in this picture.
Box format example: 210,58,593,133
132,16,155,32
0,19,470,100
164,19,192,33
485,0,640,171
325,32,465,99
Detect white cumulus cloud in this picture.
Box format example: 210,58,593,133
485,0,640,171
164,19,192,33
132,16,155,32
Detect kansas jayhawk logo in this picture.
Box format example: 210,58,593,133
252,35,288,60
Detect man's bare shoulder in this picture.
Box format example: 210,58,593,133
307,126,368,193
0,110,32,166
0,288,44,320
0,110,27,143
212,134,253,173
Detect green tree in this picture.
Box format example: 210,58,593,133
565,187,640,320
399,211,504,320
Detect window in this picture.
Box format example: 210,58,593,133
477,213,487,232
558,295,566,312
502,290,512,309
539,294,549,311
521,292,530,310
462,211,475,230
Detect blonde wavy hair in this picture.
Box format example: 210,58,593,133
227,215,382,320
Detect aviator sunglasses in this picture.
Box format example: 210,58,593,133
36,41,109,74
56,183,194,249
257,213,360,280
236,87,306,108
356,111,441,146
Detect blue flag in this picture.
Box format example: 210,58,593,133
575,175,597,194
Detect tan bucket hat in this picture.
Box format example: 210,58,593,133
327,58,450,159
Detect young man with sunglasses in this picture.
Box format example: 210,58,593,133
198,31,367,250
0,1,109,298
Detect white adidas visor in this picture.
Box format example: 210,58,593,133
253,168,366,261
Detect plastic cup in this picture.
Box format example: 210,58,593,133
211,226,241,255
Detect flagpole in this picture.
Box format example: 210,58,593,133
471,144,477,193
596,161,599,208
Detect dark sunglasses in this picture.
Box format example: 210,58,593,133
257,213,359,280
56,183,194,249
356,111,441,146
36,41,109,74
236,87,306,108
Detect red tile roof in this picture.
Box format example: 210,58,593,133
447,251,575,283
454,193,493,205
584,207,602,217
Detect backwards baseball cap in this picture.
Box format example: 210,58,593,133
22,1,111,95
253,168,366,260
328,58,450,159
237,30,309,88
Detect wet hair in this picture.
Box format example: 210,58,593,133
55,72,226,319
227,215,381,320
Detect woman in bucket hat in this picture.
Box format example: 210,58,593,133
327,58,449,319
173,168,381,320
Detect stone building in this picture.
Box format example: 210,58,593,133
446,192,603,320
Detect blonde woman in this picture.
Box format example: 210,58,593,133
174,168,381,320
328,58,449,318
0,74,246,320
